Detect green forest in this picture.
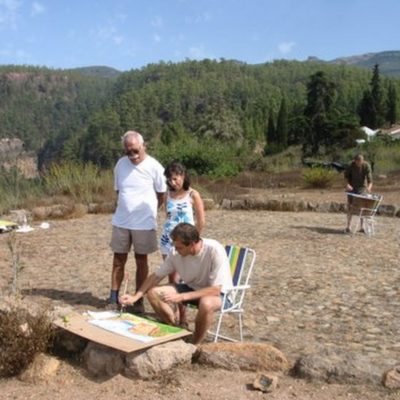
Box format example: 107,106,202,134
0,59,399,177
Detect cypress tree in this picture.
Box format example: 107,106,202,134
370,64,386,128
266,114,276,144
303,71,336,155
276,97,288,148
386,82,397,125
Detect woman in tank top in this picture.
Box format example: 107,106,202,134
160,161,205,265
159,161,205,327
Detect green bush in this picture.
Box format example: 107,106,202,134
153,138,242,178
302,167,337,188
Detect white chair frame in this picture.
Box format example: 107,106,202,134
353,195,383,236
208,246,256,342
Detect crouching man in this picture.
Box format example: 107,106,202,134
119,222,232,344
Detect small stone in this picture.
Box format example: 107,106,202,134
252,372,279,393
382,365,400,389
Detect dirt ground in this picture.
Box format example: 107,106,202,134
0,185,399,400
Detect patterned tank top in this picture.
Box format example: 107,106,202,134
160,190,195,255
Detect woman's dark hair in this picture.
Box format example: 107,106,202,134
164,161,191,191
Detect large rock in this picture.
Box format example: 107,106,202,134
293,349,381,384
82,342,125,377
378,204,398,217
220,199,232,209
19,353,60,383
88,201,116,214
315,202,332,213
195,342,290,372
229,199,247,210
53,329,88,355
125,340,196,379
266,199,283,211
202,198,215,210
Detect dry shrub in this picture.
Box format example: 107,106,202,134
302,167,337,189
0,307,54,377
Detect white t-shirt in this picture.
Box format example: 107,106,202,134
112,155,166,230
155,239,233,293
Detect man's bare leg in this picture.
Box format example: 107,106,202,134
147,285,179,325
346,212,352,231
109,253,128,304
192,296,222,344
133,253,149,313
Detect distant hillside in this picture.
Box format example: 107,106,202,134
330,50,400,77
69,66,122,79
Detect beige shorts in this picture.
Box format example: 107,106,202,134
110,226,158,255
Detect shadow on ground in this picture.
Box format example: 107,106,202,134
21,288,104,307
291,225,347,235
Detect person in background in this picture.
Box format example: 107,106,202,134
344,154,373,233
159,161,205,325
108,131,166,313
119,223,232,344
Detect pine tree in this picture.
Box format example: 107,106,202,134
276,97,288,148
358,89,375,127
303,71,336,155
370,64,386,128
266,114,276,144
386,82,397,125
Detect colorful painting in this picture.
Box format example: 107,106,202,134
87,311,184,343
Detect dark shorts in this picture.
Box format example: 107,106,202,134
175,283,233,309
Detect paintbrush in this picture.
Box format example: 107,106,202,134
120,273,129,316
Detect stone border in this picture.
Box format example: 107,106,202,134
7,197,399,221
220,198,400,218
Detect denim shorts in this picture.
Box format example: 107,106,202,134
175,283,232,309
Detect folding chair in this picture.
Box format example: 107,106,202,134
353,194,383,236
208,245,256,342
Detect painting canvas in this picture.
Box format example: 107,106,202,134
54,310,191,353
87,310,183,343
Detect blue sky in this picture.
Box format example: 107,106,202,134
0,0,399,71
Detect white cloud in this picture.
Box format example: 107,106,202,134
153,33,161,43
151,15,163,28
31,1,45,17
0,0,22,29
278,41,295,55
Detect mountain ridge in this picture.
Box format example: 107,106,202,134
66,51,400,78
328,50,400,76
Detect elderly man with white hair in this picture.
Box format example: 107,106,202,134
108,131,166,313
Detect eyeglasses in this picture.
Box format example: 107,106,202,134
125,148,141,156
